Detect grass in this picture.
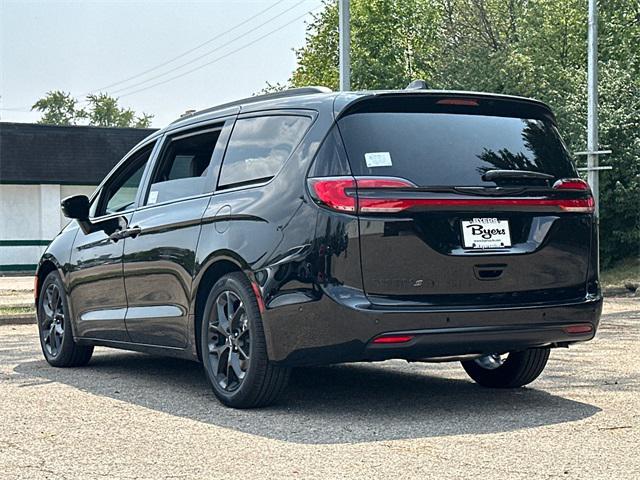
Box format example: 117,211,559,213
0,305,35,316
601,256,640,290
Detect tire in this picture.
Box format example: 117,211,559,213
37,271,93,367
200,272,290,408
461,348,550,388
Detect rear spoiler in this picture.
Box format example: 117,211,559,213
334,91,556,124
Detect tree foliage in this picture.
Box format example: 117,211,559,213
31,91,80,126
286,0,639,266
32,91,153,128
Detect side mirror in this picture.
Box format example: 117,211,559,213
61,195,90,220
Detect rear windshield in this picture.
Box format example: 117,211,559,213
337,112,576,186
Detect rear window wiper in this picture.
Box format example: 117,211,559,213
481,170,554,182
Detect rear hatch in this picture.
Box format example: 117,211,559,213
336,93,594,307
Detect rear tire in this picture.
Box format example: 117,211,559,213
200,272,290,408
37,271,93,367
461,348,550,388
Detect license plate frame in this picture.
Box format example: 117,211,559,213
461,218,511,249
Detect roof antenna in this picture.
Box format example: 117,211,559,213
406,79,428,90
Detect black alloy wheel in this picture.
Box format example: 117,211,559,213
201,272,290,408
207,290,251,391
37,271,93,367
41,283,65,357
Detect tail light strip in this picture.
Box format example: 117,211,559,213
308,176,594,214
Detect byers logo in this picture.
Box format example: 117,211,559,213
465,223,507,239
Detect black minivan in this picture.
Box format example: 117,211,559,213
36,86,602,408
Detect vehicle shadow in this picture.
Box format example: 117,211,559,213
14,351,600,445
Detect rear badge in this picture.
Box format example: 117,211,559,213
461,218,511,249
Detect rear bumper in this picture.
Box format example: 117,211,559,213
262,286,602,366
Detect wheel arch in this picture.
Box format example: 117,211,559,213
35,256,63,307
192,252,254,361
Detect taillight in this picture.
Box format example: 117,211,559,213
307,177,357,212
552,178,595,213
308,176,595,214
307,176,414,213
552,178,590,191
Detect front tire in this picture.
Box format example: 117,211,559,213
37,271,93,367
200,272,290,408
461,348,550,388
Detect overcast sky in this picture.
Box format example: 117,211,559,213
0,0,323,127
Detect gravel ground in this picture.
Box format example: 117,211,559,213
0,297,638,479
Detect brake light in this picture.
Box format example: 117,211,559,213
308,176,595,214
436,98,479,106
307,177,356,212
372,334,414,344
553,178,595,213
553,178,591,191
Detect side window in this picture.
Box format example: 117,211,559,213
145,127,222,205
96,141,156,217
218,115,312,189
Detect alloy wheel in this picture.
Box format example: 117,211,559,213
41,283,65,357
207,290,251,392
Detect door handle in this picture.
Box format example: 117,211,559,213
109,226,142,242
126,226,142,238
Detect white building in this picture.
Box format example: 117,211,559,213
0,122,155,272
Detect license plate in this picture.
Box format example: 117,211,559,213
461,218,511,249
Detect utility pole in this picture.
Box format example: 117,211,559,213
587,0,600,216
575,0,611,274
339,0,351,91
577,0,611,216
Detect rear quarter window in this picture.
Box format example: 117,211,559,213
218,115,312,189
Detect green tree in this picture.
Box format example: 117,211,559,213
31,90,153,128
287,0,640,266
31,90,82,126
85,93,152,128
291,0,441,90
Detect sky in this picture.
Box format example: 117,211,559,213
0,0,324,127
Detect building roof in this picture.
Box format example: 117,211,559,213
0,122,157,185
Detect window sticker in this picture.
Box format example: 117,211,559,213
365,152,393,168
148,190,159,204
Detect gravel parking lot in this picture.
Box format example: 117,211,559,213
1,297,638,479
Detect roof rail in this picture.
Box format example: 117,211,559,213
171,86,333,124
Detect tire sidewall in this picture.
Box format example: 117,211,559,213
200,274,265,406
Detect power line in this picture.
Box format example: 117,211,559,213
117,6,320,99
82,0,288,96
106,0,309,97
3,2,321,113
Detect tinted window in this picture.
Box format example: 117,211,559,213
218,115,312,188
99,142,155,216
146,128,221,205
338,113,576,186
